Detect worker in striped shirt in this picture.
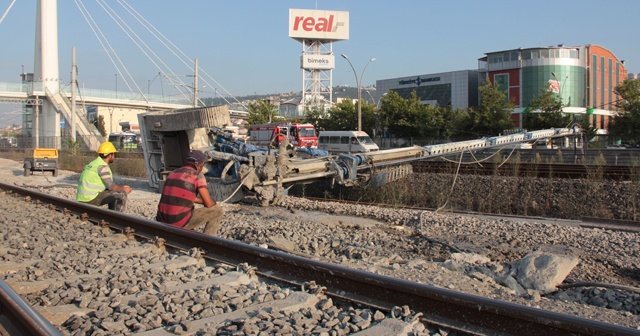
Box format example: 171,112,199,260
156,150,224,235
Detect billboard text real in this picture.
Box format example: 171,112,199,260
289,9,349,41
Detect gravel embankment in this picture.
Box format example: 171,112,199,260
1,158,639,329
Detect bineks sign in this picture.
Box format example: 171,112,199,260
301,54,335,70
289,9,349,41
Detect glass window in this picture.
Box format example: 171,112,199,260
540,49,549,58
298,128,316,137
592,54,598,108
358,136,375,144
608,58,613,110
494,74,509,102
511,52,519,61
570,49,579,59
340,136,349,144
329,136,339,144
600,56,605,109
522,51,531,60
319,136,327,144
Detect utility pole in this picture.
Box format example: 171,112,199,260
193,58,198,107
70,47,77,141
33,96,39,147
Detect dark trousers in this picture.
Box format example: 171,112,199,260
84,190,127,212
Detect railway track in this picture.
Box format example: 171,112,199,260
0,182,638,335
301,197,640,233
411,161,640,180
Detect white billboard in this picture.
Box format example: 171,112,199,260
289,9,349,41
301,54,335,70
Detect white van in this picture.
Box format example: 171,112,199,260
317,131,379,154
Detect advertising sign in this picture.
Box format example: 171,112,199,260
289,9,349,41
548,80,560,93
301,54,335,70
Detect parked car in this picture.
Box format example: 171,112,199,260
0,136,17,148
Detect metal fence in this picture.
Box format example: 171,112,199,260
0,135,106,151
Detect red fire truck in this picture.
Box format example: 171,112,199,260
249,122,318,148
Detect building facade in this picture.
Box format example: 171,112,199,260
479,44,628,132
375,70,479,110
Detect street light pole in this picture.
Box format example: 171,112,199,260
553,72,578,162
341,54,376,132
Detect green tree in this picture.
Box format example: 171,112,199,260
377,91,464,140
608,79,640,144
464,80,515,137
523,87,570,130
360,102,378,137
378,91,421,138
304,104,329,131
577,114,599,145
319,99,357,131
247,99,279,126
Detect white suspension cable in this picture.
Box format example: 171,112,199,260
0,0,16,26
117,0,246,107
94,0,149,97
73,0,130,94
115,0,196,98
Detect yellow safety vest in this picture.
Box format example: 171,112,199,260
76,157,111,202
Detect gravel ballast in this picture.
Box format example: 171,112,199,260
1,157,638,330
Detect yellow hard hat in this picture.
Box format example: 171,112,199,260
97,141,117,154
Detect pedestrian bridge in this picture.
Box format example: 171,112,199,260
0,81,248,151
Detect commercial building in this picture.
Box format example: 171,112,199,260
479,44,628,132
375,70,479,110
373,44,628,134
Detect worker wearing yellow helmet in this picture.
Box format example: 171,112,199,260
76,141,132,211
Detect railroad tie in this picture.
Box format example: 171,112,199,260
6,273,104,295
350,318,419,336
103,242,165,256
136,291,320,336
0,260,35,274
34,271,254,327
156,271,253,295
137,255,205,271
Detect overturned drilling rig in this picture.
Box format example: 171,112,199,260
139,106,578,206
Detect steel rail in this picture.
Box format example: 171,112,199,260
301,196,640,233
1,182,638,336
0,279,61,336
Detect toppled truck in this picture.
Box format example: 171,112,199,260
138,106,415,206
139,106,578,206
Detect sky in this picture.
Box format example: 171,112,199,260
1,0,639,127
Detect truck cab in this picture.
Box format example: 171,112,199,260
249,122,318,148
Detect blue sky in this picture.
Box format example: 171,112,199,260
1,0,639,126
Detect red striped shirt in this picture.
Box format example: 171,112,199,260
156,165,208,227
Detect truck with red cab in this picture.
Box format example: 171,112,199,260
249,122,318,148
